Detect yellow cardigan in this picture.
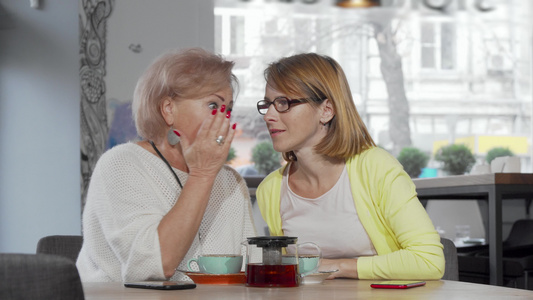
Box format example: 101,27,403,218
256,147,444,280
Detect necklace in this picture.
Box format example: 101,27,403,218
149,141,183,189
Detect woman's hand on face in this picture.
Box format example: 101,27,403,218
179,105,236,179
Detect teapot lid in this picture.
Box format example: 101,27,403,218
246,236,297,248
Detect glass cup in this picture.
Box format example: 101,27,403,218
454,225,470,244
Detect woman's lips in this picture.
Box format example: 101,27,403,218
270,129,285,137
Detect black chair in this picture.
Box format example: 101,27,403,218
36,235,83,262
441,237,459,280
0,253,85,299
243,175,264,204
458,219,533,289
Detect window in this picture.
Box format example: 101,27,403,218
230,16,245,55
421,21,456,70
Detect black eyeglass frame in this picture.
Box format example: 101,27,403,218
256,97,308,115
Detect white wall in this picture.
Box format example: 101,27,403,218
0,0,215,253
0,0,81,253
106,0,215,103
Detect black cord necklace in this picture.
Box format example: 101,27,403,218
149,141,183,189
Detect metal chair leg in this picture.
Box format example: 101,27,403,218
524,270,530,290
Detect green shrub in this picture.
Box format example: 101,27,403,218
435,144,476,175
397,147,429,178
251,141,281,175
226,147,236,163
485,147,514,164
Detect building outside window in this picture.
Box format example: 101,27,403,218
215,0,532,177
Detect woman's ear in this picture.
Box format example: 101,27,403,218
160,97,175,126
320,99,335,125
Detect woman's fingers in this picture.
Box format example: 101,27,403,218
223,123,236,149
198,106,229,144
181,105,235,178
214,106,232,146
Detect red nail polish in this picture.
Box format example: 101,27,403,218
226,111,231,118
173,130,180,137
212,109,217,115
221,105,226,113
232,123,237,130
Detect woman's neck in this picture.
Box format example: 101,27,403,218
140,140,188,173
288,151,344,198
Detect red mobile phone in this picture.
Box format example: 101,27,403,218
370,281,426,289
124,281,196,290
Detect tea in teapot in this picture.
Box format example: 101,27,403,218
243,236,320,287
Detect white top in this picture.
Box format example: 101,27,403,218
76,142,256,282
280,164,376,258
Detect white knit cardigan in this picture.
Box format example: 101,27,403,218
76,142,256,282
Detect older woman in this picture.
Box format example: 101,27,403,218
255,53,444,280
77,48,256,282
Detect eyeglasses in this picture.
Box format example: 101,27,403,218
256,97,307,115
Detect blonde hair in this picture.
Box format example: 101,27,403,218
132,48,237,142
264,53,375,161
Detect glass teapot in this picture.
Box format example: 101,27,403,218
242,236,321,287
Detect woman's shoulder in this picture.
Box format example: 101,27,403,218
347,147,402,172
220,165,243,181
360,146,393,158
216,165,254,189
94,142,147,169
257,165,286,191
103,142,145,156
349,146,394,162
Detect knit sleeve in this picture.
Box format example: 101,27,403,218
231,167,258,241
202,166,258,248
83,146,169,282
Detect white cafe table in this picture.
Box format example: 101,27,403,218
82,279,533,300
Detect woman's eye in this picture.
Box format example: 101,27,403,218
278,99,288,106
208,102,219,110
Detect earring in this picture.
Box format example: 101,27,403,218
167,127,181,145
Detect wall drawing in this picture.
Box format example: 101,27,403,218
80,0,114,211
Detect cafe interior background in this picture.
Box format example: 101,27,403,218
0,0,531,276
